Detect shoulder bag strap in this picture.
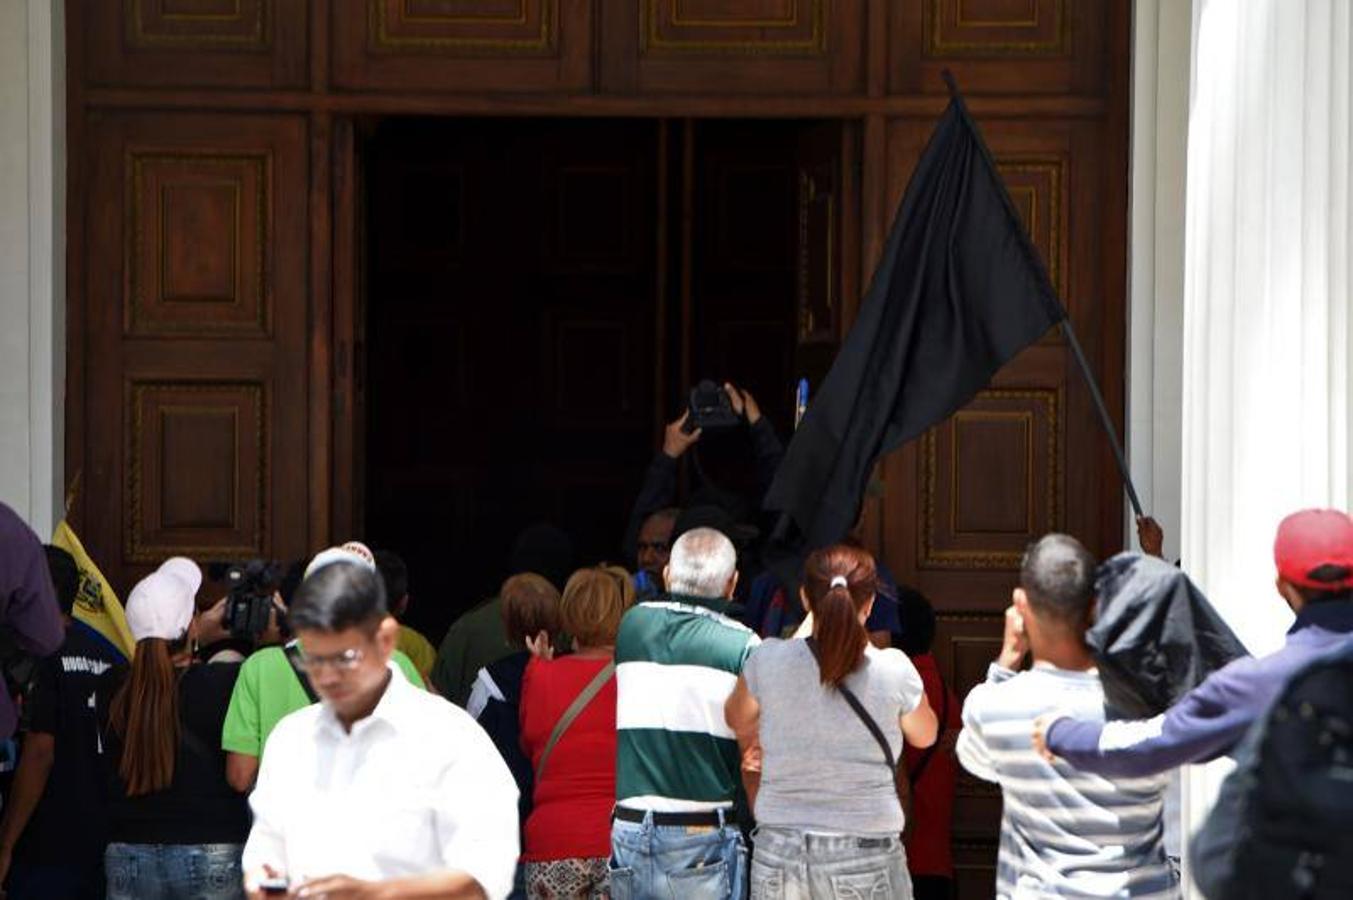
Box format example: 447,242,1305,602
535,661,615,782
283,641,321,705
908,676,950,786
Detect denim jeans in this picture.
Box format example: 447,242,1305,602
105,842,245,900
609,810,747,899
749,827,913,900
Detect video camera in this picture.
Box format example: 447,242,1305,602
206,559,285,642
684,380,742,433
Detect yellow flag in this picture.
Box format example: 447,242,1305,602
51,520,135,661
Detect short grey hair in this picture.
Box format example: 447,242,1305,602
666,527,737,598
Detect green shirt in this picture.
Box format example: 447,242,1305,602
430,597,513,707
613,594,759,810
220,645,423,757
397,624,437,678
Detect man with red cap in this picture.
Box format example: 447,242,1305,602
1033,508,1353,776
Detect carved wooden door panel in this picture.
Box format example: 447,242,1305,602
81,113,310,591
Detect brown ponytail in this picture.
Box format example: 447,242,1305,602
803,545,878,687
109,636,186,796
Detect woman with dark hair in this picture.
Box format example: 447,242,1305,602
98,560,249,899
725,544,938,899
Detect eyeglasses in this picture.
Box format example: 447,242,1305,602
637,541,670,553
291,642,366,673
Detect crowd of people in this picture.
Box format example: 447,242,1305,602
0,384,1348,899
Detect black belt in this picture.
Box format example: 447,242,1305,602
613,806,734,828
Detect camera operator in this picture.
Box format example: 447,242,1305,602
221,544,425,793
623,382,784,592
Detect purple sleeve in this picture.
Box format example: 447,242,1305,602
1047,664,1259,777
1,506,64,652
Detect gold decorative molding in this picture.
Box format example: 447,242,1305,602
126,151,270,337
920,388,1062,570
995,156,1064,296
642,0,827,55
125,381,269,562
927,0,1069,55
370,0,556,52
129,0,269,48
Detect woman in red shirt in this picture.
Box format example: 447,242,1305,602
519,565,633,899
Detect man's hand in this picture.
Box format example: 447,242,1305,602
294,875,377,899
723,383,762,426
1136,516,1165,558
196,597,233,648
661,412,701,459
997,605,1029,671
1031,714,1062,763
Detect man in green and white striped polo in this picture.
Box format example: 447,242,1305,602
608,526,759,899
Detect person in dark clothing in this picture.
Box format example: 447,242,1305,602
431,524,574,705
0,546,123,899
98,560,250,900
467,574,563,824
623,384,784,573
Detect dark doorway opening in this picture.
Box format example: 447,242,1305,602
362,117,844,641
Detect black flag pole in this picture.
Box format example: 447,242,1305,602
941,69,1145,520
1062,321,1145,518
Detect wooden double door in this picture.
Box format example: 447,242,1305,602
361,117,845,631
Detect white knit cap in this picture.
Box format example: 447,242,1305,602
125,566,197,642
304,542,377,580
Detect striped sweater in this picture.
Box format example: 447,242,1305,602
613,594,760,812
958,663,1178,899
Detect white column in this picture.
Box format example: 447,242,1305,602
1179,0,1352,892
0,0,64,534
1128,0,1192,559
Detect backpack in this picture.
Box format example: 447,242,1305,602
1191,640,1353,899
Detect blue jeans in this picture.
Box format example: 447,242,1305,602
609,810,747,899
749,827,913,900
105,843,245,900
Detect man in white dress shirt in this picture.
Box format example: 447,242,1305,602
242,559,519,899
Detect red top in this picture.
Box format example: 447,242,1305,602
902,652,961,877
519,655,617,862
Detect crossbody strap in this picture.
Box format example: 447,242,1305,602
536,661,615,782
283,641,321,704
805,638,902,792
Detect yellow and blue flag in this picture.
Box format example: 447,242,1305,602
51,520,135,661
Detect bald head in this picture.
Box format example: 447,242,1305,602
665,527,737,599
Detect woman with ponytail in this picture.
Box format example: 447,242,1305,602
725,544,938,898
97,560,250,899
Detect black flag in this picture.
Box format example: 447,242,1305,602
765,94,1067,558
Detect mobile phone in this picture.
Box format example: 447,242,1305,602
259,876,289,896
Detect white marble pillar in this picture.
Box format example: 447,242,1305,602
1179,0,1352,892
0,0,65,534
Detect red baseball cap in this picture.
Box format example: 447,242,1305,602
1273,509,1353,590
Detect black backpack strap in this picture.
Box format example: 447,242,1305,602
908,677,949,786
283,641,320,704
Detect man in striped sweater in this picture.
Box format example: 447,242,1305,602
609,526,759,900
957,534,1178,899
